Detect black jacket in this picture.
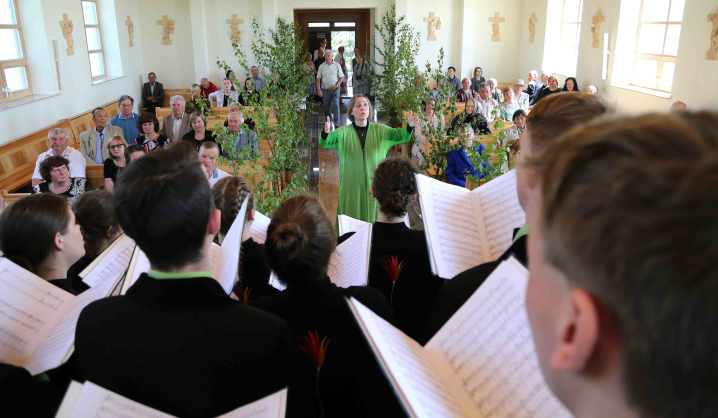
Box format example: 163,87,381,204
142,82,165,106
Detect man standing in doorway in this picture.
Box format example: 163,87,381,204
316,51,344,130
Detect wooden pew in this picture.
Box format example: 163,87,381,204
67,101,121,151
0,190,31,205
162,89,192,108
86,165,105,190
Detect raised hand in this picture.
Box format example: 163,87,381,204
325,116,331,133
407,110,419,128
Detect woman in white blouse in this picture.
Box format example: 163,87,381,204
411,99,446,169
208,78,239,107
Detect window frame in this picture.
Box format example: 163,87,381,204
556,0,583,77
0,0,33,103
630,0,682,92
81,0,106,82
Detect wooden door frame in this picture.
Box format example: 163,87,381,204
294,9,372,60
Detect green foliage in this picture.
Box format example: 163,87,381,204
211,17,312,215
370,5,424,128
467,109,510,187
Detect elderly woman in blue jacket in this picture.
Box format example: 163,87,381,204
446,124,490,187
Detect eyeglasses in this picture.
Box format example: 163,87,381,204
110,144,125,150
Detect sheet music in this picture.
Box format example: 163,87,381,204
82,235,136,287
217,199,248,294
327,225,371,288
348,298,468,418
337,214,371,236
68,381,175,418
0,259,73,368
425,260,572,418
268,273,287,291
250,212,271,244
471,170,526,260
416,174,487,278
25,277,116,375
128,248,150,290
217,388,288,418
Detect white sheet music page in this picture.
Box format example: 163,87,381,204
328,224,371,288
0,258,73,369
217,388,288,418
425,259,573,418
416,174,487,279
250,211,271,244
348,298,469,418
82,234,136,287
126,247,151,292
217,199,248,294
268,273,287,291
471,170,526,260
337,214,370,236
68,381,175,418
25,278,117,375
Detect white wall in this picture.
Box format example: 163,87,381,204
407,0,462,74
518,0,548,80
0,0,146,144
466,0,522,83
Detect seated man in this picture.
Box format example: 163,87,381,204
109,95,139,144
670,100,687,112
71,143,297,418
524,70,542,100
527,111,718,418
223,103,256,130
79,107,124,165
184,84,210,115
475,82,499,121
32,128,86,186
222,111,258,160
142,72,164,115
199,77,218,97
159,95,192,143
446,66,460,91
199,141,230,185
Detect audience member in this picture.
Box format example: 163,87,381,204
353,52,371,96
447,66,460,91
487,78,503,102
448,98,491,135
527,111,718,418
475,82,500,121
212,176,276,301
503,109,527,147
304,53,317,98
182,112,215,152
313,48,325,72
456,78,475,102
505,137,520,171
199,141,229,185
223,103,255,130
71,143,297,418
530,71,551,106
513,79,530,110
562,76,580,92
251,66,265,92
80,107,124,165
525,70,542,100
159,95,192,143
336,46,348,96
470,67,486,93
136,112,170,152
109,95,139,144
251,194,404,417
0,194,87,294
124,144,146,164
185,84,210,114
316,51,344,129
222,111,258,160
313,39,328,61
32,128,86,187
240,77,260,106
532,75,562,104
500,86,520,120
351,46,361,69
199,78,218,97
446,125,488,187
208,78,239,107
103,136,128,192
586,84,598,94
670,100,687,112
68,190,122,277
412,98,445,168
142,72,164,115
32,156,93,206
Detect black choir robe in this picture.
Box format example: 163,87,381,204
71,274,300,418
48,275,90,295
0,363,63,418
235,238,280,301
249,276,405,418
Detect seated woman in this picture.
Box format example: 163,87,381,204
562,76,580,92
250,195,404,417
103,136,127,192
136,112,170,152
411,98,445,168
0,194,87,294
531,75,562,105
455,78,475,102
182,111,215,152
185,83,210,115
212,176,277,301
240,77,259,106
125,144,146,164
502,109,527,147
208,78,239,108
32,156,92,206
446,124,489,187
500,86,520,120
448,98,491,135
68,190,122,277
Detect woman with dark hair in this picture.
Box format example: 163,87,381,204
503,108,527,147
209,78,239,107
67,190,123,277
250,195,404,417
182,111,215,152
562,76,580,92
124,144,146,164
212,176,276,301
32,156,92,206
240,77,259,106
136,112,170,152
0,194,87,294
470,66,486,93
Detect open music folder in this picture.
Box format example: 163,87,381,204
121,199,248,295
0,258,122,375
416,170,526,279
249,211,271,244
348,257,572,418
54,381,288,418
79,234,136,288
269,221,373,291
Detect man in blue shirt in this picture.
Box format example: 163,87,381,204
109,95,139,144
251,66,265,92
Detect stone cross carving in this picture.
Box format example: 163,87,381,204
707,7,718,60
529,13,537,43
59,13,74,56
226,14,244,44
592,10,606,48
489,13,505,42
157,15,174,45
125,16,134,47
423,12,442,41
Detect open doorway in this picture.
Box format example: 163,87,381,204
331,30,355,97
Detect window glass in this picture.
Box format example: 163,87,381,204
82,1,98,25
0,0,17,25
89,52,104,77
4,66,27,91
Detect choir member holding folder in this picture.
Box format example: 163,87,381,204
0,193,88,295
70,144,298,418
251,195,405,417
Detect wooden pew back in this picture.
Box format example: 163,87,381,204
86,165,105,190
163,89,192,108
0,190,31,205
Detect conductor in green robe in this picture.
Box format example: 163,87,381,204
319,94,419,224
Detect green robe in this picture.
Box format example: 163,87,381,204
319,123,413,223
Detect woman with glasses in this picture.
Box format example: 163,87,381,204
103,136,128,192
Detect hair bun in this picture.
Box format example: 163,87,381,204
269,223,306,258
